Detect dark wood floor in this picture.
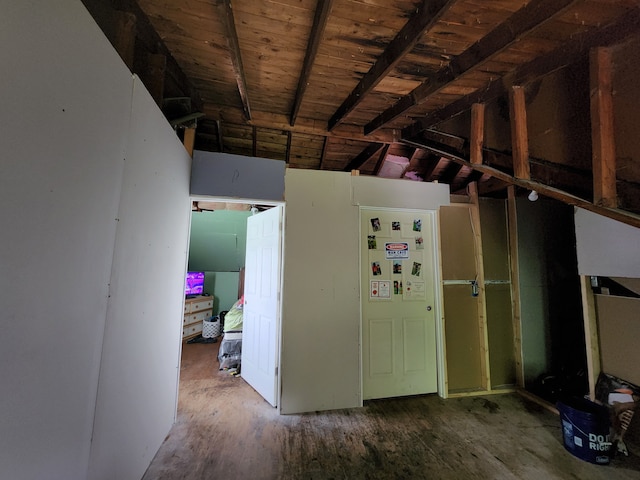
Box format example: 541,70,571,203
143,342,640,479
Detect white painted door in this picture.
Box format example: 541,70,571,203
242,205,283,407
361,209,438,400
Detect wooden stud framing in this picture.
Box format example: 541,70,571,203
113,11,136,71
470,103,485,166
580,275,601,400
403,136,640,229
252,126,257,157
318,137,328,170
216,120,224,153
509,86,531,180
183,127,196,157
590,47,617,208
372,144,391,176
468,182,491,391
286,131,292,164
343,142,384,172
507,186,525,388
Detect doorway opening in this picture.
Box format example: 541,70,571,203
178,196,285,412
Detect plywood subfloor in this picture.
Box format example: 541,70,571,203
143,342,640,479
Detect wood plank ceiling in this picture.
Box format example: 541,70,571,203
83,0,640,226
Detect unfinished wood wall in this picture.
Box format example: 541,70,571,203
596,295,640,386
440,198,515,395
440,204,483,392
480,199,516,389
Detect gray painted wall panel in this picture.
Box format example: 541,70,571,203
191,151,285,201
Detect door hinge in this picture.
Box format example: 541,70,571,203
275,366,278,376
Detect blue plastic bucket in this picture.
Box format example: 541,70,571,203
557,397,612,465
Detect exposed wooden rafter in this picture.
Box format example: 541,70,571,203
402,8,640,139
365,0,578,134
327,0,453,131
403,137,640,230
290,0,334,127
343,142,384,172
219,0,252,120
372,144,391,176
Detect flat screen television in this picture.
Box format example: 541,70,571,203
185,271,205,297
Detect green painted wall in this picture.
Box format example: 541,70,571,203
188,210,250,313
517,198,585,399
188,210,251,272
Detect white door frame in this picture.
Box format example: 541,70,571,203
359,206,447,400
183,195,286,412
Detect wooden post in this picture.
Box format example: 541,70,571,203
590,47,617,208
470,103,485,166
509,86,531,180
507,186,524,388
183,127,196,157
468,182,491,391
252,126,257,157
145,53,166,107
113,11,136,71
580,275,601,400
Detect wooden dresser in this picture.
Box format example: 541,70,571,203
183,295,214,341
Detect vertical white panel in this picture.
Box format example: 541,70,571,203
575,208,640,277
280,170,362,413
0,2,132,478
87,78,191,480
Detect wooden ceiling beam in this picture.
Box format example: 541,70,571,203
328,0,453,131
403,137,640,230
438,161,464,184
219,0,252,120
402,7,640,139
590,47,617,208
373,144,392,176
216,120,224,152
319,137,328,169
204,106,398,143
343,143,385,172
418,154,442,182
290,0,334,127
365,0,578,134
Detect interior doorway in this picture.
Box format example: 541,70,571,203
180,196,284,410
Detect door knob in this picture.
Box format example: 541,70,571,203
426,306,432,311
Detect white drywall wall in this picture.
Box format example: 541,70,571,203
575,208,640,277
87,77,191,480
281,170,361,413
0,3,191,478
0,2,131,478
280,171,449,414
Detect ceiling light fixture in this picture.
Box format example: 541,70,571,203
528,190,539,202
